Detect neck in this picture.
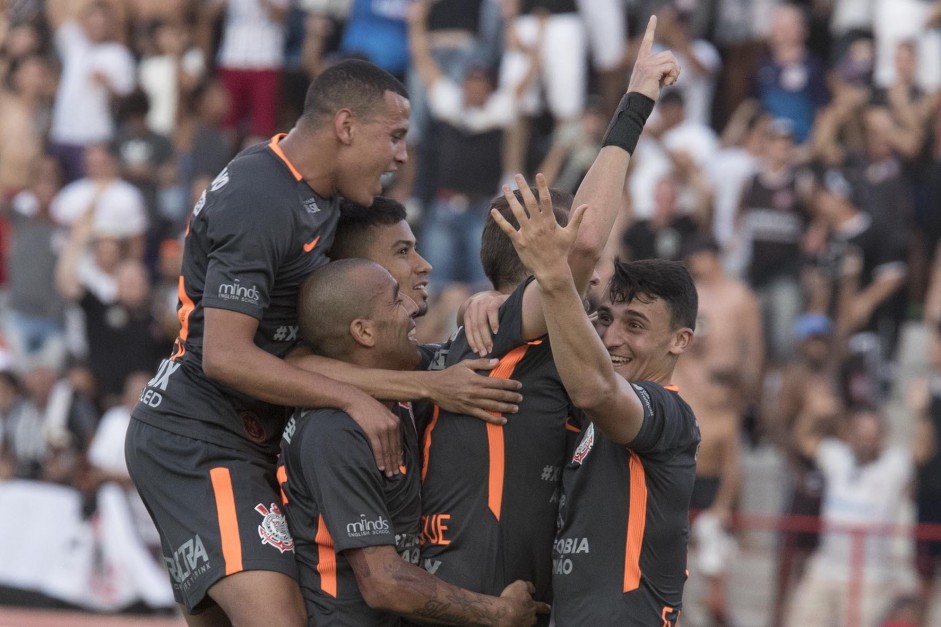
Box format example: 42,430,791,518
277,126,338,199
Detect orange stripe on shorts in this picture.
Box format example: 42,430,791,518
210,467,243,575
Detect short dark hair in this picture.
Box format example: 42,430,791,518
301,59,408,127
298,258,384,358
332,197,408,260
608,258,698,331
480,187,573,291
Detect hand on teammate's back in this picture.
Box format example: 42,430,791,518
461,290,510,356
430,358,524,424
342,391,403,477
497,580,550,627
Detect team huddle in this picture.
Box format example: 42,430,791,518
125,17,700,627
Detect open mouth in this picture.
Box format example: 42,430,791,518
610,355,632,366
408,327,417,341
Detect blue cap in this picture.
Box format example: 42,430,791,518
793,313,833,341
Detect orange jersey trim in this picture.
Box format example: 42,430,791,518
421,405,440,484
276,465,289,506
663,384,679,392
210,467,243,576
623,451,648,592
485,344,530,521
268,134,304,182
170,276,195,361
315,514,338,597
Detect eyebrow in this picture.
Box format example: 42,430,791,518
390,239,414,250
622,307,651,324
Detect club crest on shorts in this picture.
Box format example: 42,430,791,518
571,423,595,465
255,503,295,553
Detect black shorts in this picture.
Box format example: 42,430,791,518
125,419,298,612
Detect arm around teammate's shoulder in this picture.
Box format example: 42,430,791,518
347,546,545,626
202,307,402,476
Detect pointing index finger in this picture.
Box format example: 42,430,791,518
637,15,657,59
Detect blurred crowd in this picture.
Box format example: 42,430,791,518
1,0,941,624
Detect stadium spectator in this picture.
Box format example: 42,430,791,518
787,406,914,627
1,156,68,372
46,0,136,183
763,312,843,626
0,53,54,200
207,0,290,143
737,117,814,365
751,3,829,144
137,18,205,137
49,142,149,260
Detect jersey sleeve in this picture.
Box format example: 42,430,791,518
488,277,536,357
201,169,288,319
297,410,398,554
627,381,701,457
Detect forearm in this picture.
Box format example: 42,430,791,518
712,436,742,513
537,268,621,417
568,93,655,288
355,549,511,626
206,344,377,411
288,352,430,402
568,146,631,288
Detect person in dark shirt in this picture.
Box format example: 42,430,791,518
280,259,543,627
421,17,683,625
492,202,701,624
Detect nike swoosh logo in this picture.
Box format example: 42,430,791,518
303,236,320,253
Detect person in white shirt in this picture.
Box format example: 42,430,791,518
787,406,915,627
46,1,136,183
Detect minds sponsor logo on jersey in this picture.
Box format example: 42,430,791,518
165,534,210,589
218,278,261,305
346,514,391,538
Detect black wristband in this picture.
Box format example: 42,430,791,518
601,92,656,155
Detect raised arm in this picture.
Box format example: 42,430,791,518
467,17,679,352
347,546,544,626
490,177,648,444
407,0,444,90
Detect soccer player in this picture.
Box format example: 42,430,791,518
125,60,521,627
418,16,681,620
330,197,432,317
491,170,701,627
280,259,545,626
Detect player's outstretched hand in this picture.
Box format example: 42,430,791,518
461,290,509,356
626,16,681,102
491,173,588,285
431,358,523,424
343,391,402,477
497,580,550,627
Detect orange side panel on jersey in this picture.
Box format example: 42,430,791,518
268,134,304,181
623,451,648,592
485,344,530,521
315,514,338,597
171,276,196,361
210,467,243,576
421,405,440,484
276,465,289,505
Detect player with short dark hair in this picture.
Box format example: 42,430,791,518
331,197,432,316
280,259,544,626
125,59,521,627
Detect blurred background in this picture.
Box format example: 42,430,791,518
0,0,940,625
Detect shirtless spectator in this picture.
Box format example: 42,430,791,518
763,313,843,627
674,237,760,626
0,53,54,199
